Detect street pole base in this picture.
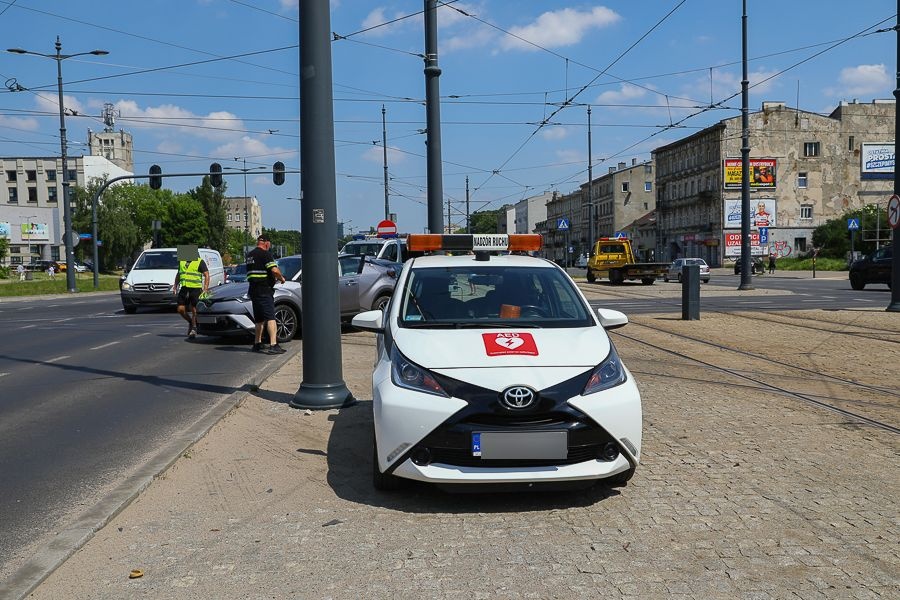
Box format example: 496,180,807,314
887,301,900,313
737,283,755,291
290,381,355,410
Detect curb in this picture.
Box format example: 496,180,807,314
0,347,298,600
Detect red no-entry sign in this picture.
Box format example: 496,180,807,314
888,194,900,230
376,219,398,238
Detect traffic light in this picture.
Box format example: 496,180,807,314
273,161,285,186
149,165,162,190
209,162,223,188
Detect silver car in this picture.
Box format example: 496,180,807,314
664,258,710,283
195,254,401,343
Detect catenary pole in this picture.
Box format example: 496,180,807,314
424,0,444,234
466,176,471,233
382,105,390,220
291,0,353,409
587,105,594,250
739,0,754,290
889,1,900,311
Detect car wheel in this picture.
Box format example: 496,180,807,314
663,275,669,282
586,269,596,283
274,303,299,343
849,273,866,291
373,293,391,312
123,304,137,314
372,435,405,491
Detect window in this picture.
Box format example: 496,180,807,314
848,136,854,151
6,170,16,182
227,214,232,221
67,170,77,181
27,187,37,203
800,205,813,220
644,164,652,174
644,181,652,192
803,142,820,157
26,170,36,181
797,172,808,188
48,187,57,203
46,170,56,181
8,187,17,203
621,182,629,193
794,238,807,253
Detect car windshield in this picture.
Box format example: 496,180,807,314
399,266,593,329
340,241,384,257
133,251,178,270
277,256,302,280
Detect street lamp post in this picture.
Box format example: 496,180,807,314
8,37,108,293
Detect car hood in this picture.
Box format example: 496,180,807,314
202,282,249,303
396,327,610,370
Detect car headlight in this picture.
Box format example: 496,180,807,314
121,281,132,291
235,292,250,303
390,345,448,397
582,344,627,395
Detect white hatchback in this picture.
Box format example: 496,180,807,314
352,234,643,491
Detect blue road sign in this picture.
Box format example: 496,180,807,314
759,227,768,244
557,218,570,231
847,218,860,231
78,233,92,239
614,231,627,239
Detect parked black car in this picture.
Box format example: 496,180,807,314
849,245,892,290
733,256,765,275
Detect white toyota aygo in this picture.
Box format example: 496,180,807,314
352,234,643,491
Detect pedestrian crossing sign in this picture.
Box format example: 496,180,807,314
847,218,860,231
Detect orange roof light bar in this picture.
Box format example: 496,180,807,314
407,233,543,252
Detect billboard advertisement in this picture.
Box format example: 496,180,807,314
0,222,9,238
723,198,777,228
860,142,893,179
20,222,49,241
724,158,777,188
724,232,765,257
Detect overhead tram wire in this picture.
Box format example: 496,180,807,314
466,0,688,208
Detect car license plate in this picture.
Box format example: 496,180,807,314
471,431,568,460
196,315,217,324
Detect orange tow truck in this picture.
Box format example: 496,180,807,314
585,237,670,285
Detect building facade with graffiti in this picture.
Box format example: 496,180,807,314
652,99,895,266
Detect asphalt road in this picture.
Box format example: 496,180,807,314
0,292,283,582
577,270,894,314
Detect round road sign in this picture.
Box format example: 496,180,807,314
376,219,397,238
888,194,900,230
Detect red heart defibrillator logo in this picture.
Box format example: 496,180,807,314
482,332,539,356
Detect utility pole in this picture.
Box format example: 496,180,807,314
446,197,451,233
292,0,353,409
382,105,390,220
424,0,444,234
889,0,900,311
466,176,471,233
587,105,594,251
738,0,754,290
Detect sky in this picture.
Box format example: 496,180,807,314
0,1,896,235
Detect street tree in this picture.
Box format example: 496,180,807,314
189,175,228,253
159,195,208,248
812,204,887,259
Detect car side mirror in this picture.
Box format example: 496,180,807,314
352,309,384,333
596,308,628,330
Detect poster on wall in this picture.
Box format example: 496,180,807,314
724,232,765,257
860,142,893,179
0,222,9,238
20,222,49,240
724,158,777,188
723,197,777,228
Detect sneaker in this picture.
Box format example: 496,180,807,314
252,343,270,353
188,329,197,339
265,344,287,355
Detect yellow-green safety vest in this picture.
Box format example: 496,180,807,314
179,258,203,288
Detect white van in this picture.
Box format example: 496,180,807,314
120,247,224,313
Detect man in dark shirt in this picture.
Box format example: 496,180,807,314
246,234,287,354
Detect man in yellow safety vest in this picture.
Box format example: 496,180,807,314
174,252,210,339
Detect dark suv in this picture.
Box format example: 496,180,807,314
849,245,893,290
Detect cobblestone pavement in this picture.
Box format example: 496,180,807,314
24,307,900,600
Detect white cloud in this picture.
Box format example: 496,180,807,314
500,7,620,51
35,93,85,117
541,126,570,141
0,115,39,131
212,136,295,162
832,64,890,97
555,148,586,164
362,144,405,164
112,100,247,141
360,7,410,37
596,83,647,105
445,26,495,52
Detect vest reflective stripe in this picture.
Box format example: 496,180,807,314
179,259,203,288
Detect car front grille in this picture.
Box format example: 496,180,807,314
427,443,608,468
132,283,171,292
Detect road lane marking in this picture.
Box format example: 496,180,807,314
46,355,71,363
132,332,152,338
20,324,36,329
53,317,75,323
90,341,120,351
0,372,8,378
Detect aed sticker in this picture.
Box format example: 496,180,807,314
482,332,539,356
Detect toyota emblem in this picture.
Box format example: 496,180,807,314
501,386,536,409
